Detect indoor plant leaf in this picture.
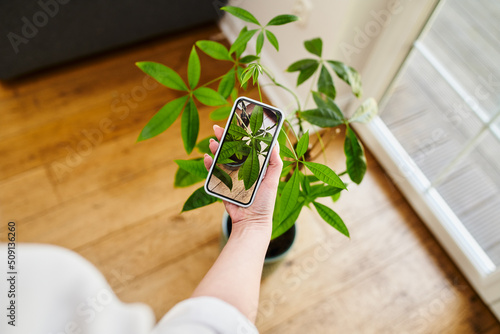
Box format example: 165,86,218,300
317,65,336,99
312,201,350,237
266,14,299,26
193,87,227,106
344,126,366,184
210,105,232,121
213,165,233,190
304,37,323,57
218,141,241,161
280,145,297,160
303,161,346,189
296,62,319,86
136,61,187,91
327,60,362,98
286,59,319,86
174,158,208,179
137,95,188,141
309,184,342,198
240,55,260,63
218,68,236,99
250,105,264,134
279,167,301,221
256,30,265,55
229,28,258,55
299,108,343,128
295,131,309,158
349,98,378,123
181,98,199,154
195,40,232,61
174,165,205,188
221,6,260,25
239,142,260,190
228,123,249,138
182,186,218,212
187,46,200,89
265,30,279,51
272,198,303,240
196,136,216,154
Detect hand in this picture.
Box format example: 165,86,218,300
204,125,283,234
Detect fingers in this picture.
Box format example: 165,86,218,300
209,138,219,155
204,153,213,171
213,124,224,141
261,143,282,188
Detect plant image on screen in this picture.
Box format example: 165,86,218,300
135,6,378,240
207,99,280,204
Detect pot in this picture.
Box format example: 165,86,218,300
220,211,296,274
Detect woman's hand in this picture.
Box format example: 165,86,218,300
203,125,283,235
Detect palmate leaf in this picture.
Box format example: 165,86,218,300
250,105,264,134
195,40,232,61
304,38,322,57
317,65,336,99
256,31,265,55
303,161,346,189
280,145,296,160
240,55,260,64
218,68,236,99
308,184,342,198
299,91,344,128
182,186,218,212
344,127,366,184
181,98,199,154
137,95,188,141
238,141,260,190
228,124,248,138
221,6,260,25
174,165,205,188
327,60,362,98
287,59,319,86
175,158,208,179
265,30,279,51
229,28,258,56
272,197,303,240
193,87,227,106
313,201,349,237
267,14,299,26
295,131,309,158
213,165,233,190
136,61,187,91
349,98,378,123
279,167,301,222
187,46,200,89
218,141,241,160
210,105,231,121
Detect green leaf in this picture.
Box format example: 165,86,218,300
182,186,218,212
239,142,260,190
221,6,260,25
181,98,199,154
218,68,236,99
229,28,258,55
303,161,346,189
137,95,188,141
175,165,205,188
228,123,249,138
297,62,319,86
256,31,264,55
272,198,303,239
193,87,227,106
287,59,318,72
280,145,296,160
344,127,366,184
313,201,349,237
317,65,336,99
230,87,238,102
267,14,299,26
240,67,254,87
218,140,240,160
250,105,264,134
349,98,378,123
331,191,341,202
309,184,342,198
304,38,322,57
187,46,200,89
196,136,216,155
136,61,187,91
175,158,208,179
327,60,362,98
195,40,232,61
280,167,301,221
210,105,231,121
265,30,279,51
213,165,233,190
240,55,260,63
299,91,344,128
295,131,309,158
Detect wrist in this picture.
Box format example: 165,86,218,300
230,220,272,242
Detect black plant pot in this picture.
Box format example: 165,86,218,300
223,154,248,171
221,212,296,266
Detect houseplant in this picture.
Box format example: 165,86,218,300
135,6,378,258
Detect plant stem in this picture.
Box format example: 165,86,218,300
338,170,347,176
262,66,301,111
257,81,263,102
201,70,232,88
315,129,328,164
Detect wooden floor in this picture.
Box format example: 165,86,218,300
1,24,499,333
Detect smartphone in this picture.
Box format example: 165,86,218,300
204,97,284,207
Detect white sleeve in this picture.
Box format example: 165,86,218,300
152,297,259,334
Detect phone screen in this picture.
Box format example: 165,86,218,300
206,98,282,206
